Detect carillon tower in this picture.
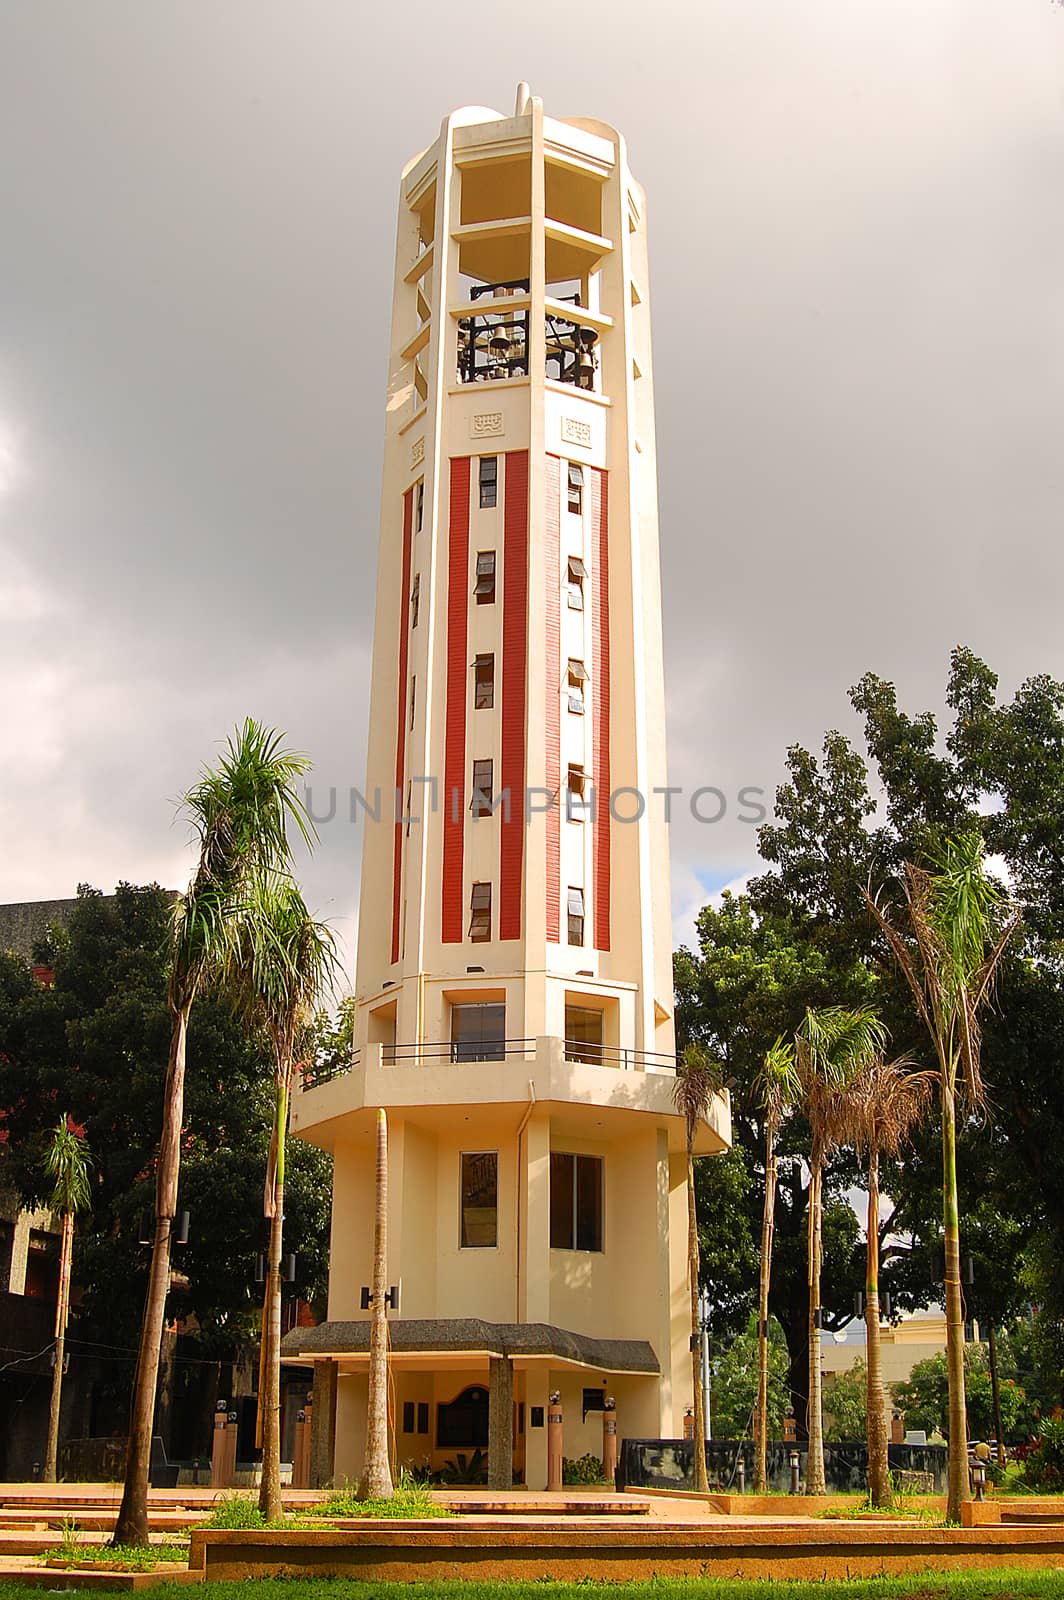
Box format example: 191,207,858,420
285,87,730,1490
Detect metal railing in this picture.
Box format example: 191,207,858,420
300,1048,360,1091
564,1042,677,1074
297,1036,679,1090
386,1038,537,1066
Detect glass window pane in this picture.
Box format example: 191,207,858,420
575,1155,602,1251
451,1002,505,1061
461,1151,498,1247
550,1151,573,1248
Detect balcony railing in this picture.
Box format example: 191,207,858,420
297,1036,679,1092
563,1042,677,1074
388,1038,538,1066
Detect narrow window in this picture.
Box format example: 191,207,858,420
460,1151,499,1248
474,653,495,710
567,462,584,515
468,883,492,943
567,556,586,611
566,764,587,820
475,551,496,605
402,1401,415,1433
479,456,498,510
415,480,425,533
567,658,587,714
567,886,585,946
471,758,493,816
409,675,416,730
549,1152,603,1251
411,573,420,628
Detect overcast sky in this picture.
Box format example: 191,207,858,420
2,0,1062,979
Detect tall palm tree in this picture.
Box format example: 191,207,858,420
42,1118,92,1482
673,1043,725,1494
751,1038,801,1494
864,832,1018,1521
843,1057,933,1507
113,721,313,1547
360,1107,394,1500
796,1005,887,1495
231,877,337,1521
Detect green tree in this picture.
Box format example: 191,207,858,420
845,1057,933,1504
825,1359,868,1443
229,877,337,1522
751,1038,801,1491
865,834,1019,1520
673,1043,726,1491
114,721,314,1546
893,1346,1027,1445
42,1118,92,1481
710,1313,790,1440
361,1108,393,1501
796,1006,888,1494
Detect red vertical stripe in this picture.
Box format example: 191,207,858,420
544,455,561,942
391,489,414,964
442,458,471,943
591,467,611,951
499,450,528,941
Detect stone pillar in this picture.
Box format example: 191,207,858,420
291,1393,312,1489
210,1402,230,1489
547,1390,563,1492
488,1357,514,1490
310,1361,337,1488
602,1396,618,1486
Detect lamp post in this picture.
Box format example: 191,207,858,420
699,1287,712,1441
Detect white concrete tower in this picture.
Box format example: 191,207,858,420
286,90,730,1491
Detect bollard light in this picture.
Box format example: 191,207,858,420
789,1449,801,1495
736,1456,746,1494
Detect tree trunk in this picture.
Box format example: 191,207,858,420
43,1208,74,1482
988,1321,1005,1468
942,1081,970,1522
112,1003,189,1547
360,1108,393,1499
754,1117,778,1494
258,1065,290,1522
687,1142,709,1492
865,1151,891,1507
805,1151,826,1494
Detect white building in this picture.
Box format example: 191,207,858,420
283,88,730,1490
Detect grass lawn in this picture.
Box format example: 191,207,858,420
4,1575,1064,1600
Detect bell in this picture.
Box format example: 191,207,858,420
573,324,598,389
488,324,512,361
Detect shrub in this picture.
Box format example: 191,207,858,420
562,1453,607,1486
204,1495,268,1528
1021,1416,1064,1490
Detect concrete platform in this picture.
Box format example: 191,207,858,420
188,1519,1064,1582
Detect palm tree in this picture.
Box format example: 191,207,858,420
360,1107,394,1500
864,832,1018,1521
844,1057,933,1507
230,877,337,1521
751,1038,801,1493
42,1118,92,1482
673,1043,725,1493
796,1005,887,1495
113,720,313,1548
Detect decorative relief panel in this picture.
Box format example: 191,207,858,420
410,436,425,468
471,412,505,439
560,416,592,449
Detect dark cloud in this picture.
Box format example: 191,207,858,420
1,0,1062,966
